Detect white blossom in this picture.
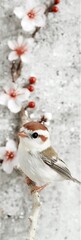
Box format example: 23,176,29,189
44,112,52,121
8,35,33,63
30,113,35,119
14,0,46,32
0,83,30,113
0,139,18,174
43,112,52,126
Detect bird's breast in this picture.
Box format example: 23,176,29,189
17,140,63,184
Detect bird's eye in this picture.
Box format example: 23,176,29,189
32,132,38,138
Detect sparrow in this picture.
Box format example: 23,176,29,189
17,121,81,191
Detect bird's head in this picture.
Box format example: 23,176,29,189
18,121,51,152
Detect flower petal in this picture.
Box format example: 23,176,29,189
21,52,30,63
2,160,14,174
17,35,24,46
35,15,46,27
13,157,18,166
0,147,5,159
35,5,46,15
45,121,50,127
21,17,35,32
8,51,18,61
26,0,36,11
14,6,25,19
8,40,17,50
26,38,34,47
17,89,30,102
3,83,16,100
8,99,21,113
0,93,9,106
44,112,52,120
4,82,15,93
6,139,17,153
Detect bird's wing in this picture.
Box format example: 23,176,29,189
41,147,80,183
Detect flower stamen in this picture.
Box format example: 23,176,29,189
27,10,36,19
5,151,15,161
9,89,17,98
15,47,27,56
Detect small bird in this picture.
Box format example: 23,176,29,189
17,121,81,191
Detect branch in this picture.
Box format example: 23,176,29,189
32,2,53,38
11,59,22,82
28,183,41,240
39,115,47,124
20,99,42,240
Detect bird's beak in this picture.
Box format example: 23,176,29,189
17,131,28,138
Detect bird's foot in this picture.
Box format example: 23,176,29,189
25,176,33,185
25,177,48,192
31,183,48,193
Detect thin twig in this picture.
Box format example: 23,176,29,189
32,2,53,38
39,115,47,124
32,27,41,38
11,59,22,82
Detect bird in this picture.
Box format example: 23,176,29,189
17,121,81,191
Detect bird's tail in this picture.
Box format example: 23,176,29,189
72,177,81,184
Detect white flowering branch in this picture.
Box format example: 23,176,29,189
0,0,55,238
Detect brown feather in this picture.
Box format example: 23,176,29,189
42,146,58,158
41,147,72,180
39,135,48,142
24,121,48,131
41,147,81,183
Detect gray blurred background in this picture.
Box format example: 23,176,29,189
0,0,81,239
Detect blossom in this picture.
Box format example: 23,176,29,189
42,112,52,126
0,83,30,113
44,112,52,121
14,0,46,32
0,139,18,174
8,35,33,63
30,112,52,126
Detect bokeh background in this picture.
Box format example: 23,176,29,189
0,0,81,239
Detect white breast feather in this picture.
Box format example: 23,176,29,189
17,139,63,184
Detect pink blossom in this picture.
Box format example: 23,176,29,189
14,0,46,32
8,35,33,63
0,139,18,174
0,83,30,113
